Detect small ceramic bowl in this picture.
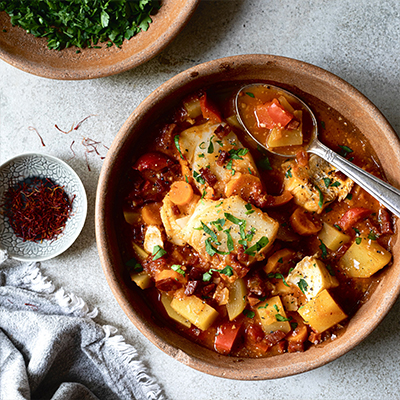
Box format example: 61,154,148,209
96,55,400,380
0,0,199,80
0,153,87,261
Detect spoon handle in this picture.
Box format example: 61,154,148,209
308,140,400,218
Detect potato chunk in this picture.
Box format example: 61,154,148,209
318,222,351,251
161,293,191,328
226,278,248,321
171,293,219,331
298,289,347,333
130,271,152,290
256,295,291,334
339,236,392,278
181,196,279,265
287,256,338,301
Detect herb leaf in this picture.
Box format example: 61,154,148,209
152,245,166,261
244,236,269,256
298,278,308,294
0,0,159,50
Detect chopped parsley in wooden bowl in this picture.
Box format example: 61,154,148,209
0,0,199,79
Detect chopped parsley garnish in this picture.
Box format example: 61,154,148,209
215,201,224,208
199,141,206,150
368,230,378,240
245,203,255,215
0,0,159,50
205,237,229,257
273,304,279,312
202,271,212,282
353,227,361,235
355,237,362,245
323,178,332,188
210,218,225,231
325,264,335,276
220,265,234,277
198,154,205,158
245,92,255,98
243,309,255,318
339,145,354,157
224,212,244,226
200,221,220,244
267,273,289,287
125,257,143,272
319,239,328,259
298,278,308,294
258,303,268,309
224,229,235,252
244,236,269,256
171,264,185,276
229,148,249,160
276,314,291,322
216,140,223,146
257,156,273,171
290,322,298,330
331,181,341,187
315,185,324,208
334,224,342,231
207,135,215,154
346,193,353,200
174,135,184,159
193,170,206,185
285,167,292,178
203,266,234,281
152,245,166,260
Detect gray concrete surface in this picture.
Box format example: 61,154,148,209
1,1,400,398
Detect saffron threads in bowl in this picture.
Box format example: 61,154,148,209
2,177,75,242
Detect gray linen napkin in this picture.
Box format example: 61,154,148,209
0,251,165,400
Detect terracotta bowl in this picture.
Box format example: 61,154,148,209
95,55,400,380
0,0,199,80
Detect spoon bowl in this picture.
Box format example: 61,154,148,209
235,82,400,218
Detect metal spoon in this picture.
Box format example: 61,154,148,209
235,83,400,218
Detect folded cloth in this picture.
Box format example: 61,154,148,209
0,252,165,400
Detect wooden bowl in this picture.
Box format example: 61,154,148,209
95,55,400,379
0,0,199,80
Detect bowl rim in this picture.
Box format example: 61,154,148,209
96,54,400,380
0,152,88,261
0,0,200,80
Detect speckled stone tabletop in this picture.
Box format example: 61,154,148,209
1,1,400,399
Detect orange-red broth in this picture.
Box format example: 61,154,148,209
119,82,395,358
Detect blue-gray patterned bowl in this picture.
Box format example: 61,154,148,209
0,153,87,261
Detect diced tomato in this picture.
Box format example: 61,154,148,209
133,152,173,172
199,92,222,124
255,101,275,129
214,322,242,354
255,98,294,129
337,207,372,231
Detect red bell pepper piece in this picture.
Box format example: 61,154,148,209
214,322,242,354
199,92,222,124
337,207,372,231
133,152,173,172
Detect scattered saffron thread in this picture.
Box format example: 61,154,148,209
28,126,45,147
